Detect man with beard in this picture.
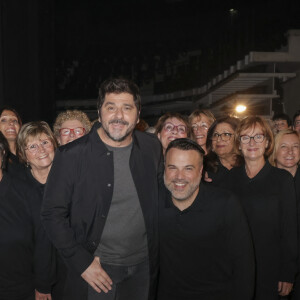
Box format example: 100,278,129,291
42,78,163,300
158,138,254,300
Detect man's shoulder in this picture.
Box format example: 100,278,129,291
134,130,162,155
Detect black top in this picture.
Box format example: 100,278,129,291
294,167,300,270
158,183,254,300
6,151,26,177
206,159,230,187
42,122,163,300
225,161,298,298
0,173,54,300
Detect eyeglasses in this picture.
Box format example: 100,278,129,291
191,123,209,131
211,132,233,141
25,139,53,153
240,134,265,144
59,127,85,137
163,122,187,134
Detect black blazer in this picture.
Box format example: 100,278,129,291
41,122,163,300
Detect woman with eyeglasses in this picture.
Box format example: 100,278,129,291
204,116,243,186
226,116,297,299
269,129,300,300
53,110,91,145
188,109,215,154
17,121,58,299
155,112,192,155
0,130,55,300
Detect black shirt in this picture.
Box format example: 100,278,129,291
158,183,254,300
0,173,54,300
206,160,230,187
226,161,297,299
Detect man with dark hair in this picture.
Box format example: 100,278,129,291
158,138,254,300
272,113,291,133
293,110,300,134
42,78,163,300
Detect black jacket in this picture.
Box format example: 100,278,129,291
225,162,298,299
41,123,163,300
0,173,55,299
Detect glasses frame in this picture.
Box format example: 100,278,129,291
163,122,187,134
211,132,233,141
59,127,86,137
191,123,209,131
239,134,265,144
25,139,53,154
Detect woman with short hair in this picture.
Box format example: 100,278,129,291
0,130,54,300
269,129,300,300
189,109,215,154
155,112,192,155
53,110,91,145
226,116,297,299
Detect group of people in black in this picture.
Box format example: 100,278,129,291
0,78,300,300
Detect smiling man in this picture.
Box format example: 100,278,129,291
158,138,255,300
42,78,163,300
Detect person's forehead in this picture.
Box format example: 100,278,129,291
279,134,300,144
274,119,288,123
0,110,17,118
27,133,49,144
166,148,201,163
165,117,185,125
61,119,84,128
215,122,233,132
192,114,210,124
241,124,263,134
103,92,135,105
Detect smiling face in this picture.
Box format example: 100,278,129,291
239,124,269,162
164,147,202,210
58,119,85,145
191,114,211,147
0,110,21,143
276,133,300,172
25,133,55,172
158,117,188,152
211,122,235,158
98,92,139,147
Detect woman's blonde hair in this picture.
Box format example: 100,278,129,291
188,109,216,126
269,129,300,166
53,110,91,138
17,121,58,164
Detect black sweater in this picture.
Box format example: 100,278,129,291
158,183,255,300
225,161,298,299
0,173,55,300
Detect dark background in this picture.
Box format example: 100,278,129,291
1,0,300,124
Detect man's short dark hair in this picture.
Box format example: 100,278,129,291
293,110,300,125
97,78,141,112
165,138,205,160
272,113,291,126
